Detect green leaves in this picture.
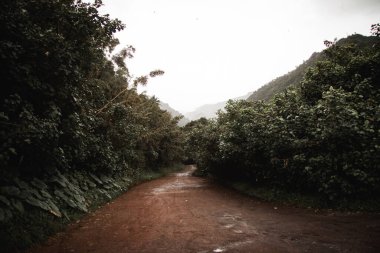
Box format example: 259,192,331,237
189,34,380,200
0,2,184,249
1,0,183,179
0,168,139,222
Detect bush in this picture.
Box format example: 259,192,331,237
186,34,380,201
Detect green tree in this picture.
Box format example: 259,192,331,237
189,31,380,201
0,0,184,180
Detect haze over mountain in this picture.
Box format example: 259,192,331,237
184,92,253,121
247,34,380,102
101,0,380,113
159,102,190,127
182,34,380,121
246,52,320,102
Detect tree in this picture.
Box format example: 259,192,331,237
371,23,380,37
0,0,183,179
188,32,380,200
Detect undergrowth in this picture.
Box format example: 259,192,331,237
227,180,380,213
0,164,183,253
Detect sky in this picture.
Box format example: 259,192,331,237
99,0,380,113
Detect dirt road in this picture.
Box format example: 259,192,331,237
28,165,380,253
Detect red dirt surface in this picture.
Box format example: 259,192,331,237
28,165,380,253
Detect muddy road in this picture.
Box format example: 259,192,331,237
29,165,380,253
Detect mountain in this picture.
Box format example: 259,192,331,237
185,91,253,121
247,52,321,101
184,101,226,121
159,102,190,127
247,34,380,102
181,35,379,122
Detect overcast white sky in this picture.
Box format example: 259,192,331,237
100,0,380,113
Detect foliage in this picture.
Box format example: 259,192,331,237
182,118,218,175
371,23,380,37
0,1,184,249
0,0,183,178
0,164,183,251
186,33,380,202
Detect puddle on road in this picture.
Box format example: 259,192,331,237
198,239,255,253
221,239,255,250
152,181,206,194
218,212,260,237
175,171,192,177
151,166,205,194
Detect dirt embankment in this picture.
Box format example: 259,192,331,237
28,165,380,253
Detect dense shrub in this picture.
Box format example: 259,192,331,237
186,34,380,200
0,0,183,179
0,0,184,228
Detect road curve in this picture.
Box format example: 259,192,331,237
28,165,380,253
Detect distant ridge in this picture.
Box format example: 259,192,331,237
247,52,320,101
247,34,380,102
184,91,253,121
181,34,380,123
159,102,190,127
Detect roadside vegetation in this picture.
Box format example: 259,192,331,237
1,0,379,250
184,26,380,211
0,1,184,251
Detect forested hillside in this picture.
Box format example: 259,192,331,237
185,30,380,207
247,34,380,102
247,52,320,102
0,1,184,250
159,102,190,126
